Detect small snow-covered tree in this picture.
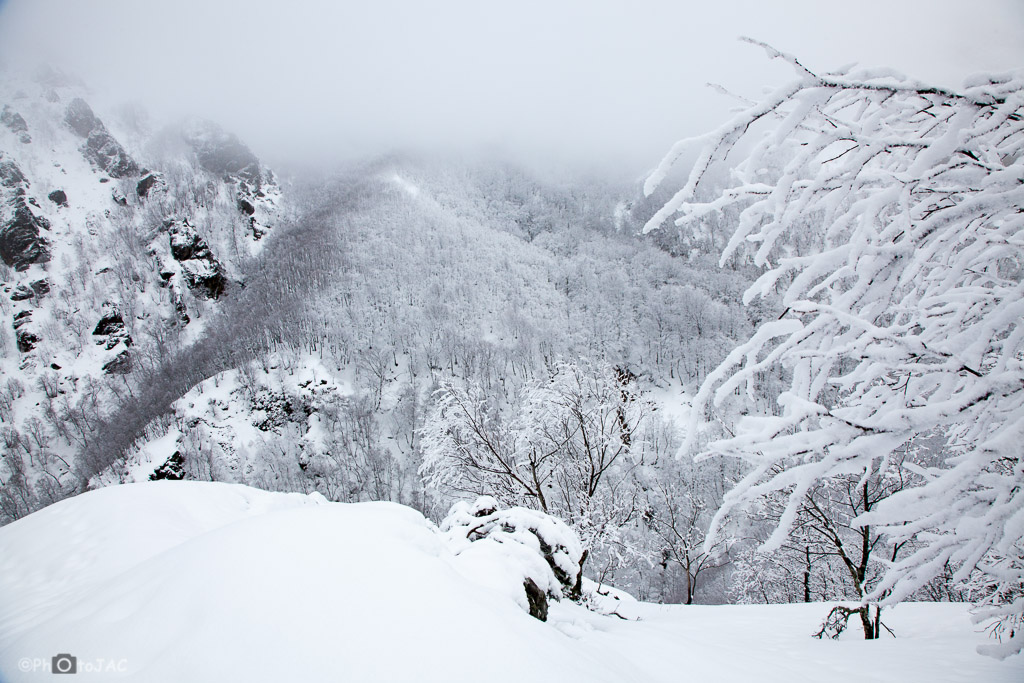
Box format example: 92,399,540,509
645,40,1024,654
643,453,730,605
729,459,917,638
421,359,650,587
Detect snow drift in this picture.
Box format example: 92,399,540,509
0,482,628,682
0,482,1020,682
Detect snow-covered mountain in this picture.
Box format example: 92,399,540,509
0,58,1020,682
75,155,758,539
0,68,281,523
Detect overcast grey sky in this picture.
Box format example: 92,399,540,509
1,0,1022,173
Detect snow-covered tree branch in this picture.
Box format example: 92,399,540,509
646,42,1024,654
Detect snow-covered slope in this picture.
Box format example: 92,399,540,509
0,482,1019,682
0,482,633,682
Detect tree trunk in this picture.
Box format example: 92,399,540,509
858,606,876,640
684,556,694,605
803,546,811,602
570,549,588,601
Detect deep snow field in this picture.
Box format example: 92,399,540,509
0,482,1020,682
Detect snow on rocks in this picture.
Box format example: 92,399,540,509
441,496,585,620
0,154,50,271
0,68,284,525
92,355,354,487
64,98,139,178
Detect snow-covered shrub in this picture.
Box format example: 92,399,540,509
441,496,584,619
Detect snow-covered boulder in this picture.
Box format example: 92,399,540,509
442,496,584,620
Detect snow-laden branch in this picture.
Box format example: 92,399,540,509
647,45,1024,655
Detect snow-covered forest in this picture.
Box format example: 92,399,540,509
0,1,1022,681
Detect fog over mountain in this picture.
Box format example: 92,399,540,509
2,0,1021,170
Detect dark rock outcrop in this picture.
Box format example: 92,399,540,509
1,106,30,143
1,106,28,133
524,578,549,621
168,220,213,262
48,189,68,207
8,279,50,302
239,182,275,241
102,349,131,374
13,310,39,353
65,98,139,178
92,303,132,349
30,279,49,298
150,451,185,481
136,172,163,198
181,260,227,299
167,220,227,299
1,202,51,271
1,158,50,270
172,291,190,324
64,97,99,137
15,330,40,354
0,159,27,189
1,157,50,270
175,120,277,242
182,120,262,187
84,129,139,178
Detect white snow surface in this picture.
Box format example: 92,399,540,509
1,482,1021,682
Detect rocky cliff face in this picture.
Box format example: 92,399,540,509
1,104,31,144
65,97,140,178
0,156,50,270
0,68,282,524
178,119,279,242
165,219,228,299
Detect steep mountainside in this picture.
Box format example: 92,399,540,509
0,68,281,523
